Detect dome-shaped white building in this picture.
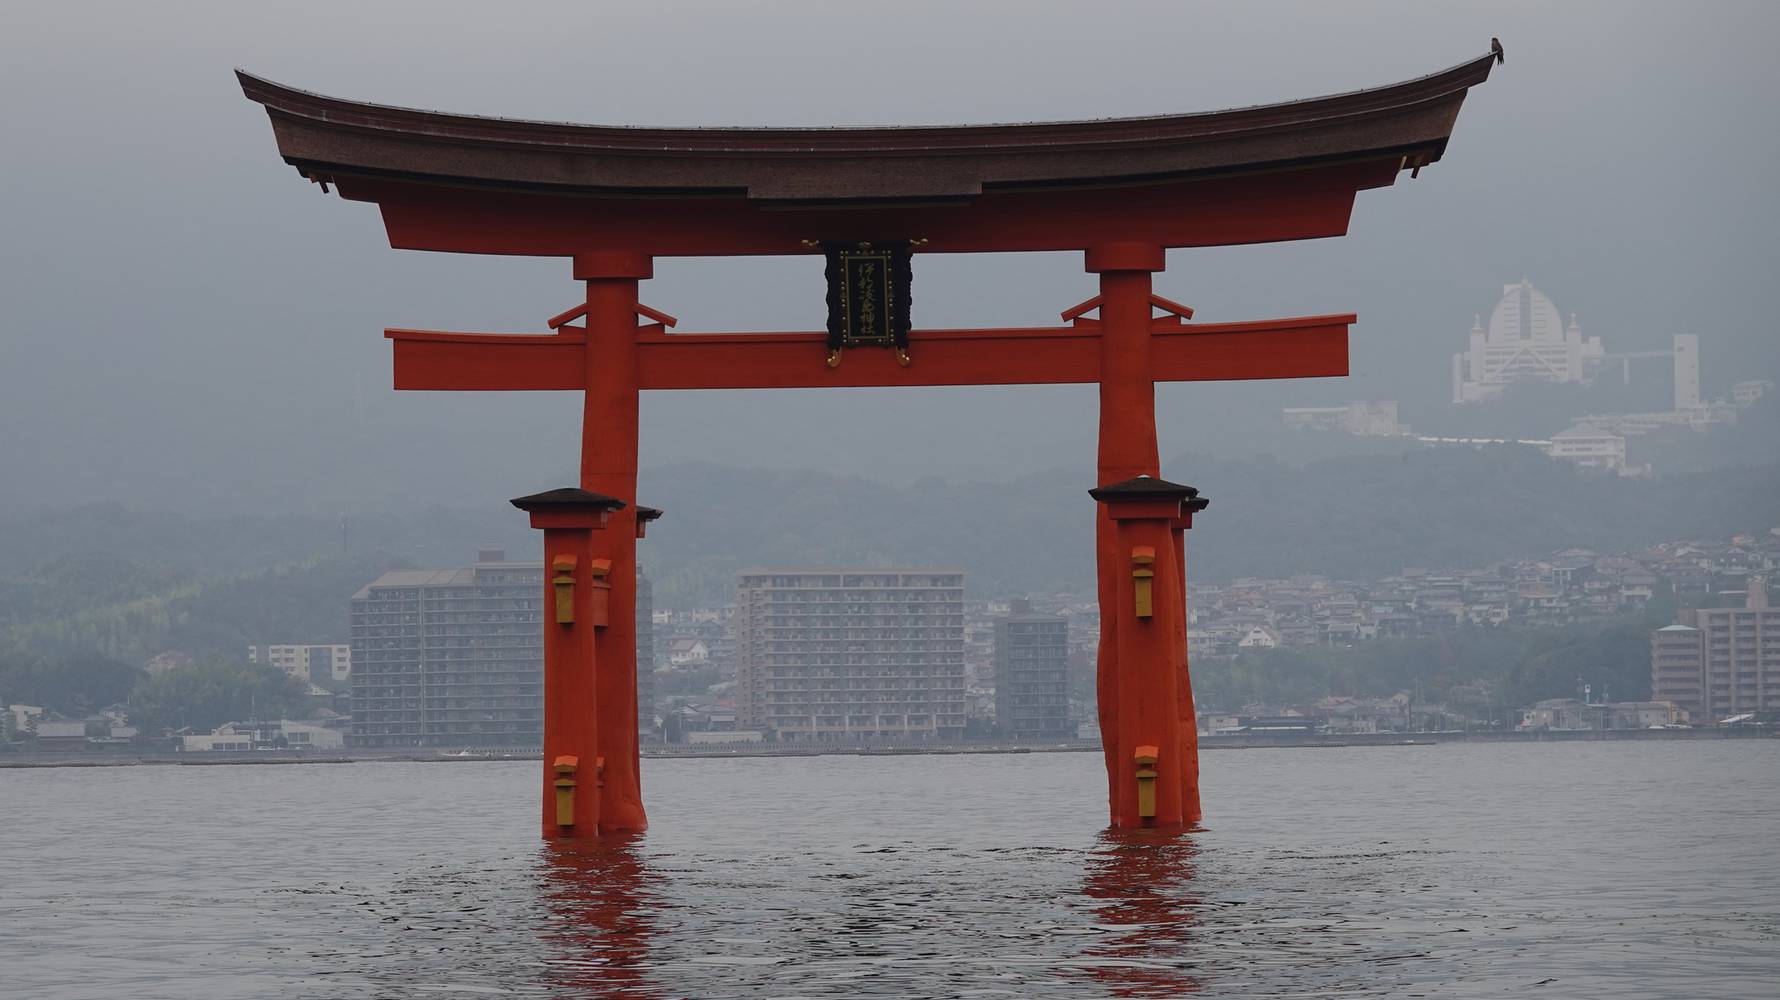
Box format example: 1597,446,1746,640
1452,279,1604,403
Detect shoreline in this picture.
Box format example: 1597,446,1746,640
1,726,1771,769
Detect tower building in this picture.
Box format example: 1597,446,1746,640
1673,333,1700,410
348,550,655,747
734,569,967,741
637,567,656,734
1651,582,1780,723
992,600,1072,738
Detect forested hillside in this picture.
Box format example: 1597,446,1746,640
1,448,1775,664
636,447,1780,605
1192,615,1666,713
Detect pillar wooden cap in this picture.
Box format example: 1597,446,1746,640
1172,494,1211,529
1091,475,1205,521
634,504,663,538
1089,475,1200,504
511,487,628,513
513,487,627,529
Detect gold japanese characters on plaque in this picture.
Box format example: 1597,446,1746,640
820,241,915,367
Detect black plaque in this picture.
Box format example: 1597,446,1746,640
823,241,913,353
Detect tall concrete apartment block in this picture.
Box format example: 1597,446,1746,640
734,569,967,741
637,567,655,731
349,549,656,748
1673,333,1700,410
1651,582,1778,722
993,601,1072,738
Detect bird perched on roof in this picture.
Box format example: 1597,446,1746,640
1491,38,1505,65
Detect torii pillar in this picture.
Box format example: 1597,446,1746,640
575,251,652,834
1088,242,1166,823
1091,475,1203,828
512,487,627,839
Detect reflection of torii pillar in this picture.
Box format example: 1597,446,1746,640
1091,475,1204,828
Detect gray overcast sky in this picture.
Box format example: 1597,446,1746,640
3,0,1776,515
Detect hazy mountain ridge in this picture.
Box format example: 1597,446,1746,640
640,448,1780,604
2,449,1775,664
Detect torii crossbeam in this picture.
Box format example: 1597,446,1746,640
240,46,1496,837
387,313,1352,392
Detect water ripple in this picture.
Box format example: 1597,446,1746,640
2,742,1778,997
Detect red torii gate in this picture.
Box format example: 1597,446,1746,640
241,50,1495,837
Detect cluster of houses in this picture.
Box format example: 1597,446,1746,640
1183,530,1780,654
2,701,348,753
14,530,1771,753
4,644,354,753
640,530,1778,740
1197,694,1688,737
3,703,137,751
654,607,730,671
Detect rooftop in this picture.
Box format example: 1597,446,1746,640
239,50,1497,206
1089,475,1203,505
510,487,626,512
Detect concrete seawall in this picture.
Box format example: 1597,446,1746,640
1,726,1771,768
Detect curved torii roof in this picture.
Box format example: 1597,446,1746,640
238,52,1496,205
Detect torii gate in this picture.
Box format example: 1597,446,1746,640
241,49,1496,837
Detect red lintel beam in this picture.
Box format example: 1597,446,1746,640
390,330,585,390
386,314,1350,392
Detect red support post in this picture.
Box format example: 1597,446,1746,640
513,488,626,839
575,251,652,834
1090,476,1199,828
1086,243,1164,825
1171,499,1209,825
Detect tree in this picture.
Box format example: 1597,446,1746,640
129,659,306,735
0,649,142,716
1504,623,1654,706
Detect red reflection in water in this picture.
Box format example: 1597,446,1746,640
538,835,664,999
1079,829,1203,997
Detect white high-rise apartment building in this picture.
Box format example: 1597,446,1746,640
1651,583,1780,723
734,569,967,742
348,549,655,748
1673,333,1700,410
